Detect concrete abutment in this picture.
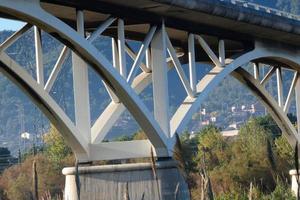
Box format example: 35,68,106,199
62,160,190,200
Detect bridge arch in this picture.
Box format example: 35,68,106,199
0,0,169,161
171,45,300,148
0,53,89,159
233,67,299,146
0,0,299,162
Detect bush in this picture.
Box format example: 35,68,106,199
0,125,75,199
187,117,295,199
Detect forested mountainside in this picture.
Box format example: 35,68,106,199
247,0,275,7
0,0,299,155
250,0,300,14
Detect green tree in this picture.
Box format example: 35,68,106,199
189,118,295,198
263,179,295,200
43,125,73,165
180,131,200,173
0,154,71,200
274,136,294,177
196,125,229,171
255,115,281,137
227,118,275,191
0,125,75,200
0,147,13,172
132,130,147,140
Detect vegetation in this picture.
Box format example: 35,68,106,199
0,147,15,173
180,116,296,200
0,115,295,199
0,126,74,200
43,125,73,166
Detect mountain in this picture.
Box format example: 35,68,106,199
247,0,277,8
248,0,300,14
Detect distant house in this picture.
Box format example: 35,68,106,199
20,132,30,140
201,120,210,126
211,116,217,122
228,121,244,129
231,106,236,113
221,129,239,137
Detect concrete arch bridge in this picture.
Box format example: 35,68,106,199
0,0,300,199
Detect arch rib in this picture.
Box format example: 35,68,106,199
232,68,300,146
170,49,262,135
0,53,89,159
170,44,300,137
0,0,170,157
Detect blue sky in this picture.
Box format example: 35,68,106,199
0,18,25,31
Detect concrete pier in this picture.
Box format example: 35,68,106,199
62,160,190,200
290,169,299,196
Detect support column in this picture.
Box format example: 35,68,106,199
151,23,170,137
290,170,300,197
118,19,127,78
188,33,196,94
34,26,44,86
218,39,225,67
253,63,259,80
276,67,283,108
296,75,300,134
72,10,91,143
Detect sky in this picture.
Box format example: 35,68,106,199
0,18,25,31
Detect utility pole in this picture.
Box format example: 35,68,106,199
32,160,38,200
18,149,21,165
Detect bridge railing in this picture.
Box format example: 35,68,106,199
220,0,300,21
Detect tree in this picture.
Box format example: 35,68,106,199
0,125,75,199
43,125,73,165
132,130,147,140
0,154,71,200
196,125,229,171
188,118,295,199
274,136,294,176
255,115,281,138
180,131,200,173
0,147,13,172
227,118,276,192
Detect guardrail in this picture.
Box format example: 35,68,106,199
220,0,300,21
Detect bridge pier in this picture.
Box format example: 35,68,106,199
62,160,190,200
290,170,300,197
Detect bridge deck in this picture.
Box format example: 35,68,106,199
37,0,300,47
